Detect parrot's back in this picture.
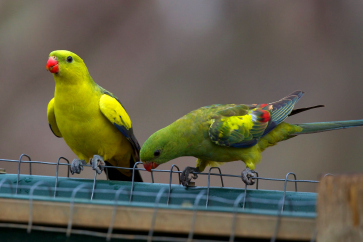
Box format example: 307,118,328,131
185,90,304,141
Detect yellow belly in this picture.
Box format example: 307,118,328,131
54,97,133,167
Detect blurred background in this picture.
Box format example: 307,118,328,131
1,0,363,192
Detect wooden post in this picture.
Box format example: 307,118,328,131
317,174,363,242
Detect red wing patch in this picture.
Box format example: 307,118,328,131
259,110,270,122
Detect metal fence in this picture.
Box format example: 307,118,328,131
0,154,325,242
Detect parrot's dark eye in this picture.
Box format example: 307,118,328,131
153,150,161,157
66,56,73,63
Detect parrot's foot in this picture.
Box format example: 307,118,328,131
180,166,200,186
70,159,86,175
91,155,105,175
241,168,257,185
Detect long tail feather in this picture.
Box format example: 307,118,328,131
293,120,363,135
289,105,325,116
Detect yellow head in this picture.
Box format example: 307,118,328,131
46,50,90,84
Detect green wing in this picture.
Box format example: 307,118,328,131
209,106,270,148
209,90,304,148
47,98,62,138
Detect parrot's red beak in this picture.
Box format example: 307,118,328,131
143,162,159,172
46,56,59,74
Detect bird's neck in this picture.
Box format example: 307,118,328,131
167,117,203,157
54,76,99,111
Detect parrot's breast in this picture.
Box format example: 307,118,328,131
54,88,132,163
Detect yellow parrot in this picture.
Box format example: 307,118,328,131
46,50,142,182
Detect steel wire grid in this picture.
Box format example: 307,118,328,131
0,154,325,242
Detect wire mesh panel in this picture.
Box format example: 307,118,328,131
0,154,319,241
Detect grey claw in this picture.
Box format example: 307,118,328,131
241,168,257,185
91,155,105,175
180,166,199,187
70,159,86,175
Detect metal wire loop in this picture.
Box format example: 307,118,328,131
0,178,13,194
229,193,246,242
271,197,292,242
148,187,167,242
91,170,98,200
323,173,334,177
129,161,143,203
254,171,259,190
281,172,297,212
285,172,298,192
188,190,206,242
167,164,181,205
242,184,248,209
171,164,181,184
66,158,70,177
150,169,155,183
106,187,126,241
27,181,52,233
206,167,224,207
281,172,297,213
16,154,31,194
54,157,69,197
67,183,90,237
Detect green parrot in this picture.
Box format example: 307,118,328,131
140,91,363,186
